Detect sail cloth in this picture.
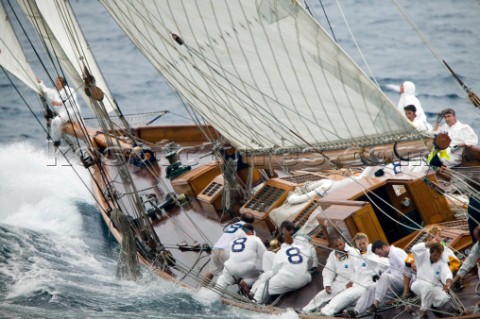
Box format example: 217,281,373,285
0,1,40,93
15,0,116,113
101,0,417,153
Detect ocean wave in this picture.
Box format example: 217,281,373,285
0,142,93,236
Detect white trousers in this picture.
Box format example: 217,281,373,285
374,273,403,303
411,281,450,312
320,285,365,316
251,270,273,303
216,263,260,290
51,116,67,142
303,280,347,312
354,284,376,314
262,251,275,272
253,271,311,304
208,249,228,276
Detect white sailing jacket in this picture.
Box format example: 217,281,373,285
213,221,246,251
397,81,426,122
457,241,480,278
271,243,311,288
353,244,389,286
412,116,432,131
224,234,267,277
39,81,80,122
411,243,452,285
383,245,408,281
292,234,318,269
437,121,478,166
322,243,360,287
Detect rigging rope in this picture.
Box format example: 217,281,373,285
334,0,380,88
100,0,411,153
316,0,337,42
391,0,480,115
361,162,480,260
8,0,478,312
111,208,142,281
1,66,111,215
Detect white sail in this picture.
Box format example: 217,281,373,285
100,0,417,153
16,0,116,113
0,1,40,93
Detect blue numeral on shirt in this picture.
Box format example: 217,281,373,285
225,223,242,233
286,247,303,264
232,237,247,252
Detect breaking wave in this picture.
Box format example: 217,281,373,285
0,143,295,319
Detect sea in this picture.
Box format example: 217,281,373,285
0,0,479,318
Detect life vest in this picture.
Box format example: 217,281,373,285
447,255,461,274
427,149,450,167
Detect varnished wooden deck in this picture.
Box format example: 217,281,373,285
79,124,480,318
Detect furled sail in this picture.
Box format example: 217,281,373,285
101,0,418,153
0,1,40,93
16,0,116,113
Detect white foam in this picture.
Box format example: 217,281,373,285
191,287,300,319
0,142,93,236
224,306,300,319
5,256,55,299
260,309,299,319
0,142,303,317
192,286,222,304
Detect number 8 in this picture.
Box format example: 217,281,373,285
286,247,303,264
232,237,247,252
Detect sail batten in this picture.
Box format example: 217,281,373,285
101,0,417,152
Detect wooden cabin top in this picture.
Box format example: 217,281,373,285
322,172,428,201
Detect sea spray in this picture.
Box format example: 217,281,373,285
0,142,92,235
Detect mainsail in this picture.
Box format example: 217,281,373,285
0,1,40,93
14,0,116,113
101,0,417,153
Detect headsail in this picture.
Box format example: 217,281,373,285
0,1,40,93
100,0,417,153
16,0,116,113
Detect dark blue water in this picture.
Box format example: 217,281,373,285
0,0,479,318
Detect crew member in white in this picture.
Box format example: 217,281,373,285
292,233,318,271
341,233,389,318
261,222,317,278
302,237,360,313
215,223,266,291
203,212,255,285
432,108,478,167
410,242,454,319
251,232,312,304
404,104,432,131
261,221,297,272
366,240,407,313
452,226,480,288
398,81,426,122
37,76,81,147
425,225,461,274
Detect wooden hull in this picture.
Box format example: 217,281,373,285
68,124,480,319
